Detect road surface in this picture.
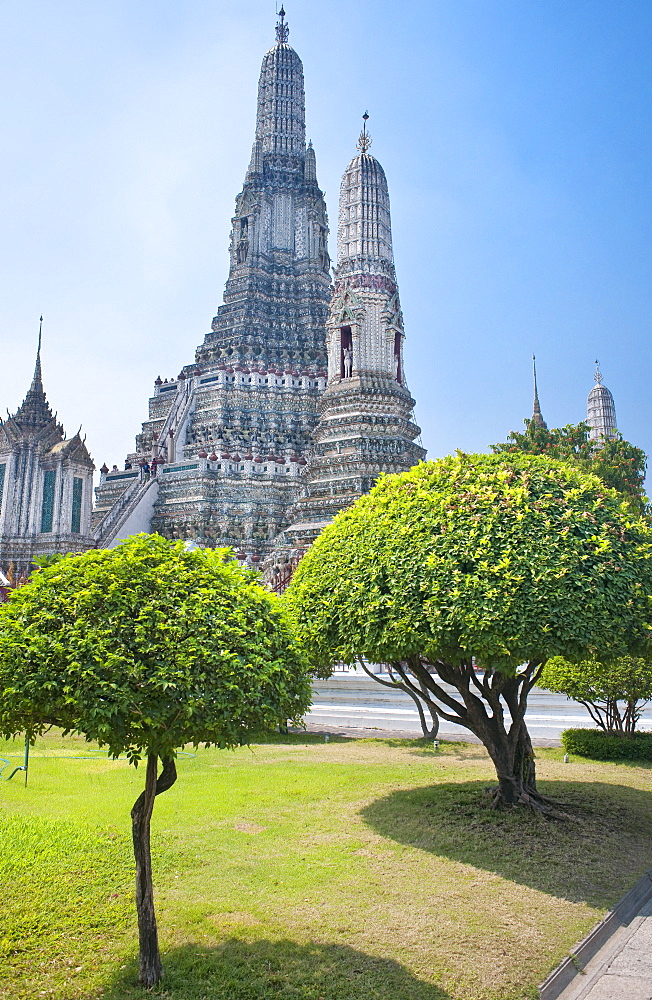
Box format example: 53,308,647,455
306,671,652,742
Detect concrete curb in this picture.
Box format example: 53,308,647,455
538,869,652,999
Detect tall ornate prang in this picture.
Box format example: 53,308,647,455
265,117,426,590
93,12,332,558
587,360,617,443
0,320,95,578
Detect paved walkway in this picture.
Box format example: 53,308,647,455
540,872,652,999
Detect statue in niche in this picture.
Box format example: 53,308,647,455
236,217,249,264
318,226,330,272
343,346,353,379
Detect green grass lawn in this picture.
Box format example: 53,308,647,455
0,731,650,1000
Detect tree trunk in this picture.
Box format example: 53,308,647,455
426,662,552,811
369,657,566,814
131,754,177,987
487,722,539,808
417,678,440,738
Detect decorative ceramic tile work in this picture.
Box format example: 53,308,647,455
93,12,331,561
264,131,425,591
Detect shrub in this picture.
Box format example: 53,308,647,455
561,728,652,761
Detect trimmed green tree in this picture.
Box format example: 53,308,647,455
540,655,652,735
491,420,648,512
286,453,652,812
0,534,311,987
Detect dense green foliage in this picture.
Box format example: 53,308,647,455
0,534,311,759
0,534,312,987
287,452,652,807
562,728,652,761
288,453,652,672
490,420,648,511
540,655,652,734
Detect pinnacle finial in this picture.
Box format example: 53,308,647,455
594,359,603,385
357,111,372,153
276,5,289,44
11,314,52,427
531,354,547,429
33,315,44,386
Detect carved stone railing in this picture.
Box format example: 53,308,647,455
154,376,195,461
93,378,195,548
93,476,156,547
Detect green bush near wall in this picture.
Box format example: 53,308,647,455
562,728,652,761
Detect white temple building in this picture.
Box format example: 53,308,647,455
0,324,95,578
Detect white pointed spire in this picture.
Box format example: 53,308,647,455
587,360,617,442
337,115,393,270
254,10,306,157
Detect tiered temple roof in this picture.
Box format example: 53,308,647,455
0,323,95,576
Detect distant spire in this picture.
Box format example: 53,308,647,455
531,354,547,429
275,5,289,44
357,111,372,153
12,316,54,429
587,359,617,443
32,315,43,389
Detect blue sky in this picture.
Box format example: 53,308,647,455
1,0,650,477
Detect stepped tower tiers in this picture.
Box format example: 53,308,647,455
530,355,547,429
0,320,95,580
265,117,426,591
587,361,617,443
93,10,332,560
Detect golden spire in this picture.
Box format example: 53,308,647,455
357,111,372,153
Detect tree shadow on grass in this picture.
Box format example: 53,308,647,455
361,779,652,909
100,939,450,1000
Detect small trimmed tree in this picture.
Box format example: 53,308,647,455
0,534,311,987
286,454,652,812
540,655,652,735
491,420,648,512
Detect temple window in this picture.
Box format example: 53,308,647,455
71,477,83,534
40,470,56,533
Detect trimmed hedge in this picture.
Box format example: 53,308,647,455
562,728,652,762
